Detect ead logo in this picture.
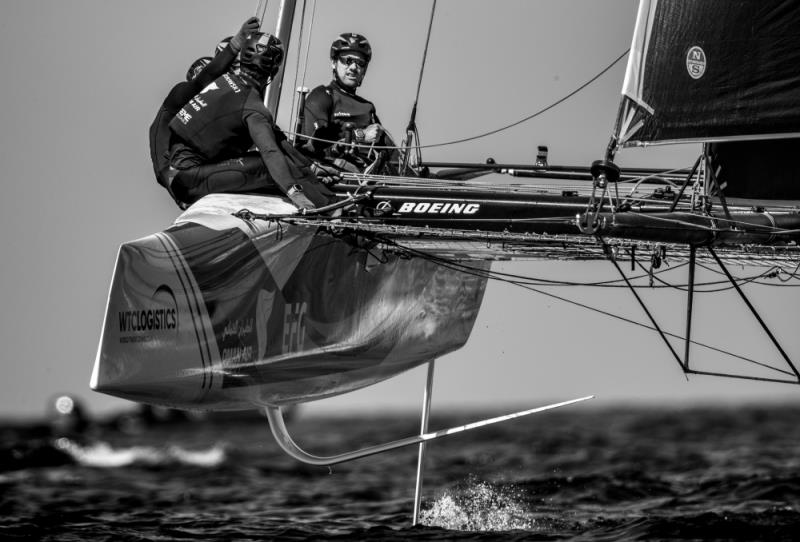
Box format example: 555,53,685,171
686,46,706,80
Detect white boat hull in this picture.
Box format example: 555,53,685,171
91,194,489,410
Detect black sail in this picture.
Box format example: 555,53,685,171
615,0,800,147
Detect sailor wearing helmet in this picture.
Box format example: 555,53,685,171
166,32,335,210
149,17,259,207
299,33,390,170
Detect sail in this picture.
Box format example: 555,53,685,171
709,138,800,200
615,0,800,147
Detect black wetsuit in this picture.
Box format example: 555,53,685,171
299,80,381,161
149,45,238,198
167,72,334,207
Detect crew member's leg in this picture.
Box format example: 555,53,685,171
170,153,281,206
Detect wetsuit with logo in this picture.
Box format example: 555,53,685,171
149,45,238,200
168,72,334,207
299,80,381,161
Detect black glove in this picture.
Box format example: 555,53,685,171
230,17,260,52
311,162,342,186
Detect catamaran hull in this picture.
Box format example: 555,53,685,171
91,194,489,410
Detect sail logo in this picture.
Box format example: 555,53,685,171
686,46,706,79
397,202,480,214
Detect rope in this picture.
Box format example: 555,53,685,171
255,0,269,28
287,0,315,131
301,0,316,87
408,0,437,128
281,48,630,152
376,233,795,377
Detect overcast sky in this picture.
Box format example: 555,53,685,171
1,0,798,421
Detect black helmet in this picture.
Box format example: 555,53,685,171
330,33,372,63
240,32,284,84
186,57,212,81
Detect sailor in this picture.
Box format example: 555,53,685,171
167,33,335,210
149,17,259,206
298,33,391,171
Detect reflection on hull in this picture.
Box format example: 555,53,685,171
92,194,489,410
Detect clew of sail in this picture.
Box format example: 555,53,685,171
615,0,800,148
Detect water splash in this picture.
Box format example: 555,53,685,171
420,479,535,531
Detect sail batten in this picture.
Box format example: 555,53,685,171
615,0,800,147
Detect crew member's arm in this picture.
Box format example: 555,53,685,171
245,105,318,210
300,87,338,156
192,17,260,90
163,17,260,116
355,105,385,144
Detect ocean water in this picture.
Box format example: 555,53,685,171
2,404,799,541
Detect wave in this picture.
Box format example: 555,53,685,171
0,438,227,471
53,438,228,468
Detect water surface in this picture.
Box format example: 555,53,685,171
2,405,798,540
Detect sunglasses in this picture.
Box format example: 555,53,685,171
338,55,367,68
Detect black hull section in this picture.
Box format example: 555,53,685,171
330,177,800,248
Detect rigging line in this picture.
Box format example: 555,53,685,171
285,215,800,276
419,47,630,147
601,239,687,372
255,0,268,26
632,259,787,293
707,246,800,380
778,259,800,282
408,0,437,123
288,0,311,132
281,48,631,151
530,262,789,291
473,260,692,288
599,240,794,377
287,218,793,375
301,0,317,88
386,239,793,376
694,260,800,284
683,369,798,385
598,257,791,291
509,278,793,377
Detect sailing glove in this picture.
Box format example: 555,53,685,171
230,17,261,52
311,162,342,186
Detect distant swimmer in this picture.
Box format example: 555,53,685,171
167,33,336,210
149,17,260,208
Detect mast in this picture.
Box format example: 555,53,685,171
265,0,298,116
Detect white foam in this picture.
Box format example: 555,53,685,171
420,479,535,531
